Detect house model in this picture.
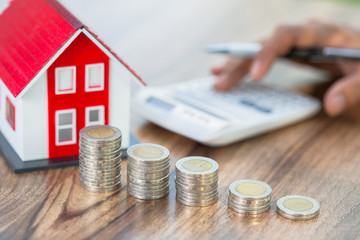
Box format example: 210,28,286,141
0,0,145,172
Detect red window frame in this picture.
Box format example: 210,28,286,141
6,97,15,130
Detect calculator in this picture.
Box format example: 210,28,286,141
132,77,321,146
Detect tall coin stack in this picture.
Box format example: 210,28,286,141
228,179,272,214
79,125,122,193
127,143,170,200
175,156,219,207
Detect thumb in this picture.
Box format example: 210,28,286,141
324,70,360,116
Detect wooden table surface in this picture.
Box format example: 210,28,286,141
1,0,360,239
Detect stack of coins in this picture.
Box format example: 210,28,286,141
276,195,320,220
79,125,122,193
127,143,170,200
228,179,272,214
175,156,219,207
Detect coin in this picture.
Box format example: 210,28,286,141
80,125,122,142
228,179,272,215
127,143,170,200
276,195,320,220
80,181,122,193
128,143,170,162
176,156,218,176
175,156,218,207
176,194,218,207
79,125,122,193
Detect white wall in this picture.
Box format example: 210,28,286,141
0,79,24,159
21,73,49,161
109,60,131,148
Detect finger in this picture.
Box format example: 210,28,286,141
250,25,299,80
213,59,252,91
291,60,342,76
249,21,356,81
324,71,360,116
211,63,227,75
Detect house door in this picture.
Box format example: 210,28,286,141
47,33,110,159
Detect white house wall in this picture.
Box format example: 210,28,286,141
21,73,49,161
0,79,24,159
109,60,131,148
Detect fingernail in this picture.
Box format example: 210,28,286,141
331,94,346,115
213,76,225,90
250,60,262,80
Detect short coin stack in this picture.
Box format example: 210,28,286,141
79,125,122,193
175,156,219,207
276,195,320,220
228,179,272,214
127,143,170,200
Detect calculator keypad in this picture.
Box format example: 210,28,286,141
175,81,316,115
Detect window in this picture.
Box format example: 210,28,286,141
85,63,104,92
55,66,76,94
85,106,105,126
55,109,76,146
6,97,15,130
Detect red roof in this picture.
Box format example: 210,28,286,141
0,0,145,97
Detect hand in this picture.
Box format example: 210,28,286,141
212,20,360,116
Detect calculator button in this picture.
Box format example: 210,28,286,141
255,106,272,113
240,99,255,107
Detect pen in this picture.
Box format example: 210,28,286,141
206,42,360,62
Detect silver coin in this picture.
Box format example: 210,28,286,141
127,173,169,185
229,179,272,201
80,171,121,181
80,181,122,189
80,149,122,158
228,194,271,207
127,169,169,179
79,157,122,165
80,174,122,185
127,155,169,164
80,171,122,182
175,176,218,186
127,160,170,170
175,174,218,184
80,146,121,155
176,195,218,207
127,143,170,163
176,186,218,197
127,164,170,174
79,159,121,169
176,189,219,200
127,181,169,191
79,161,121,171
228,200,271,211
127,187,169,198
175,180,218,192
80,134,122,142
128,187,169,200
175,156,218,177
80,181,122,193
79,139,121,147
79,167,122,176
276,195,320,220
228,204,270,215
128,185,168,193
79,153,122,162
79,125,122,143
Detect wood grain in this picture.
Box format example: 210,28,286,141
1,0,360,239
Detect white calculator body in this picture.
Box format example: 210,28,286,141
133,77,321,146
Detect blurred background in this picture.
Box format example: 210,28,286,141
5,0,360,88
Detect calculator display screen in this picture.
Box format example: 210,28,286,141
146,97,175,111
